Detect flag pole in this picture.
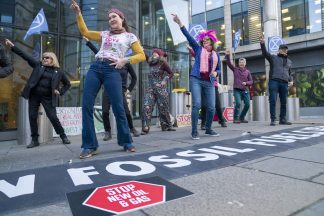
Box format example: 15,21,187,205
233,48,236,67
40,34,43,61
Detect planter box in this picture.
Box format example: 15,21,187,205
252,96,270,121
287,97,300,122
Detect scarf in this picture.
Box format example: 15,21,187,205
148,56,161,66
110,27,126,34
200,46,218,74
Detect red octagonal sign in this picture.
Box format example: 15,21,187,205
223,107,234,122
83,181,166,214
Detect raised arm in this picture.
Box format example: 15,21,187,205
259,35,271,61
126,63,137,92
84,37,99,54
225,50,235,72
172,14,199,51
71,0,101,41
5,39,38,68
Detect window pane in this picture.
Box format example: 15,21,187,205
60,0,80,35
305,0,322,33
0,28,57,131
231,0,243,3
192,13,205,24
207,8,225,50
14,0,58,34
59,36,83,107
206,0,224,11
192,0,205,15
281,0,306,37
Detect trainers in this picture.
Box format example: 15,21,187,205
270,120,276,126
124,143,136,152
220,122,227,127
131,128,140,137
205,129,220,137
191,132,200,140
27,140,40,148
201,125,206,130
279,120,292,125
103,131,112,141
141,126,150,135
79,148,98,159
233,119,241,124
240,119,248,123
60,134,71,144
167,127,176,131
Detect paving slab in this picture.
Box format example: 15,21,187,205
239,156,324,180
274,147,324,164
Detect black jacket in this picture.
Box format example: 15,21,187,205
0,64,14,78
261,42,293,82
11,46,71,106
0,44,14,78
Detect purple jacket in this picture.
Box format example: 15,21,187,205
225,55,253,90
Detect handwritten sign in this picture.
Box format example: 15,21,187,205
54,107,104,137
176,114,191,127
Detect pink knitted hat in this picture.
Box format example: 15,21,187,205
197,30,218,43
107,8,125,19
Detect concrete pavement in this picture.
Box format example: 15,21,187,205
1,118,324,216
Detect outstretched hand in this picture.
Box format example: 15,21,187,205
70,0,81,14
5,39,14,47
259,34,265,44
171,14,183,27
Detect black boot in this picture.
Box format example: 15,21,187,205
103,131,112,141
220,121,227,127
141,126,150,135
27,138,40,148
60,134,71,144
131,128,140,137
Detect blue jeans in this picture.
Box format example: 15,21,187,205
190,76,215,134
233,89,250,120
81,61,132,149
268,79,288,121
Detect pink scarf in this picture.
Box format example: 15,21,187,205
200,46,218,74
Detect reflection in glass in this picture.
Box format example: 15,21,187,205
192,0,206,15
207,7,225,50
306,0,322,33
281,0,306,37
206,0,224,11
231,0,250,45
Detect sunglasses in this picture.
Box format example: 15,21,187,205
43,56,51,60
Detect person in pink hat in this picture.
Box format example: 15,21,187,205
172,14,220,140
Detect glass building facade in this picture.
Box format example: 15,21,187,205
190,0,324,115
0,0,189,139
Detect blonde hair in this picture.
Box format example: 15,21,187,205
43,52,60,68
